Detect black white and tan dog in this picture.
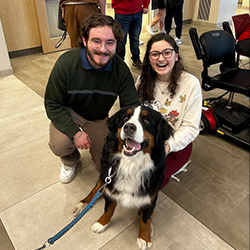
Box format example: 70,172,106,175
73,105,174,250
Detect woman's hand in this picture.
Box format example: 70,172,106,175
73,130,92,150
165,142,171,155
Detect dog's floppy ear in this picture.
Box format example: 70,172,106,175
156,117,174,148
107,109,121,133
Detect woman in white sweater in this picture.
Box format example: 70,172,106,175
136,33,202,187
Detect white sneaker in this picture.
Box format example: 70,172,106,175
139,40,144,45
146,25,154,35
175,38,182,45
159,29,166,34
60,163,77,183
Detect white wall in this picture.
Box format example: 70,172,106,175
217,0,238,24
193,0,238,26
0,19,13,77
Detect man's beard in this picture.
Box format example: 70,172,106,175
86,47,115,68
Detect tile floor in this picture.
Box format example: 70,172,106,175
0,6,249,250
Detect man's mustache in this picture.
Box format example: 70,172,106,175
95,51,111,56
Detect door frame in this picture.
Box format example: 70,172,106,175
34,0,70,54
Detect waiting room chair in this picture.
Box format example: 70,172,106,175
223,13,250,68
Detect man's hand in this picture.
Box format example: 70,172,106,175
143,8,148,14
73,130,92,150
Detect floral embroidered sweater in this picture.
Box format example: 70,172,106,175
136,71,202,152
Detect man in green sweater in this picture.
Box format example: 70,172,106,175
44,14,140,183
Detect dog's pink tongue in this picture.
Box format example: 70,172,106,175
127,139,141,150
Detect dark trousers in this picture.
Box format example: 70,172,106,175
115,11,142,62
165,6,183,39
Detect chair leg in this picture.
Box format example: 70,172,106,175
171,159,191,182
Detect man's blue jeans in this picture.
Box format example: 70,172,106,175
115,11,142,62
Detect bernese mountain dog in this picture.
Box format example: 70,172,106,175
73,105,173,250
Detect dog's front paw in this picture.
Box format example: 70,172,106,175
73,202,86,217
91,222,109,233
136,238,152,250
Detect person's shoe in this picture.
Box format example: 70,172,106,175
175,37,182,45
60,163,77,183
139,40,144,45
132,60,143,70
159,29,166,34
146,25,154,35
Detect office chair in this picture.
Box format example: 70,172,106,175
189,28,250,147
223,13,250,68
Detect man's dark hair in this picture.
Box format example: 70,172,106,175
78,14,124,52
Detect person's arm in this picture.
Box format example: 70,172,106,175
99,0,106,15
44,57,80,139
142,0,150,14
167,78,202,153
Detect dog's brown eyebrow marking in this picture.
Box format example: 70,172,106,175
127,108,133,115
141,110,148,117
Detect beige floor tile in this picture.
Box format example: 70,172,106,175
101,197,234,250
1,5,249,250
0,136,60,211
0,76,49,153
0,165,144,250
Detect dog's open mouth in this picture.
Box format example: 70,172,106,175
123,138,148,156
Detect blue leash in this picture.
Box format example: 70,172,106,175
35,168,113,250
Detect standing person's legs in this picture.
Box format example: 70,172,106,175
64,5,78,48
115,13,131,60
164,8,174,35
151,9,163,27
158,9,166,31
129,11,142,63
173,6,183,39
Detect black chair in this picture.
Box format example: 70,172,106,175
189,27,250,147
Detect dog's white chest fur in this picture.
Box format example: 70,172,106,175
105,152,154,208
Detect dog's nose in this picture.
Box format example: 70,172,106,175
124,123,136,135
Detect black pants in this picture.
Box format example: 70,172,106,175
165,6,183,39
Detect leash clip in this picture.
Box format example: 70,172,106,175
35,241,51,250
104,167,113,184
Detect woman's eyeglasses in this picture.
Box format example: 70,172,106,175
90,38,116,50
149,48,174,60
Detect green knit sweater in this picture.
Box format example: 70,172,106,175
44,47,140,138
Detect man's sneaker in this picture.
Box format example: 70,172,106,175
139,40,144,45
146,25,154,35
159,29,166,34
60,163,77,183
175,37,182,45
132,60,143,70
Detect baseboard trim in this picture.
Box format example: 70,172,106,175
9,46,42,58
0,68,13,77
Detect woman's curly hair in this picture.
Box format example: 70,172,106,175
138,33,186,102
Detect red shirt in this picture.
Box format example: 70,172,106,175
112,0,150,14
